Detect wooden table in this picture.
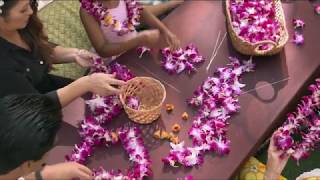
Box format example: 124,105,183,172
48,1,320,179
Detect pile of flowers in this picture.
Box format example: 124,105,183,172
137,44,204,74
80,0,142,36
229,0,281,50
274,79,320,161
66,57,152,180
162,57,255,167
160,44,204,74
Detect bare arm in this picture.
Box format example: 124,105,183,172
50,46,78,64
141,6,180,50
56,73,125,107
79,8,145,58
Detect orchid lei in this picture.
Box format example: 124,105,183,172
137,43,204,74
229,0,281,50
66,57,152,180
80,0,142,36
274,79,320,162
162,57,255,167
93,127,152,180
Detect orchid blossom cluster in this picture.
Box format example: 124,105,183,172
93,127,152,180
137,44,204,74
292,19,305,46
229,0,281,50
160,44,204,74
126,96,141,110
66,57,152,180
274,79,320,161
162,57,255,167
80,0,142,36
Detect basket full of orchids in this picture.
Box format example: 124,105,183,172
226,0,289,56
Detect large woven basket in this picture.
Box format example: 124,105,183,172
120,77,166,124
225,0,289,56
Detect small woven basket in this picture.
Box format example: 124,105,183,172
120,77,166,124
225,0,289,56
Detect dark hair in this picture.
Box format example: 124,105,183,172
0,94,62,174
0,0,53,66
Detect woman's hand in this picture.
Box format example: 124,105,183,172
73,49,98,67
41,162,93,180
163,30,181,51
264,131,291,180
84,73,126,96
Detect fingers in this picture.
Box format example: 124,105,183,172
76,163,92,176
108,78,126,86
76,170,93,180
105,84,121,95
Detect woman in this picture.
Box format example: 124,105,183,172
0,94,93,179
0,0,125,107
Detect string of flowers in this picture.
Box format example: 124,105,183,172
66,57,152,180
80,0,142,36
137,43,204,74
229,0,281,50
274,79,320,162
93,127,152,180
162,57,255,167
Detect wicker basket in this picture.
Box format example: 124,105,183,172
225,0,289,56
120,77,166,124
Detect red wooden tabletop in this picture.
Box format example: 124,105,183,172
48,1,320,179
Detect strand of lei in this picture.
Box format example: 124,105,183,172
162,57,255,167
80,0,142,36
274,78,320,162
66,57,152,180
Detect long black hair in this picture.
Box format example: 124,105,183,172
0,94,62,174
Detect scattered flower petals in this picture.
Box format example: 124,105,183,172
292,32,304,46
153,130,162,139
177,175,193,180
293,19,305,29
166,103,175,112
154,129,171,140
182,112,189,120
137,46,151,58
172,123,181,133
170,136,180,145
